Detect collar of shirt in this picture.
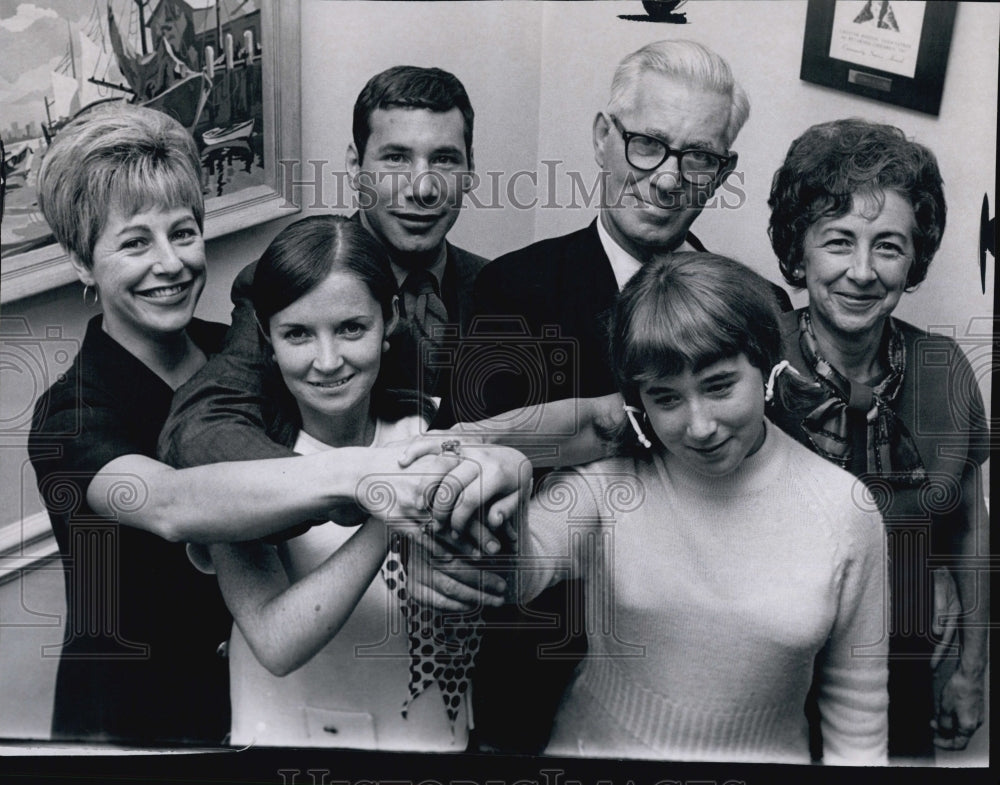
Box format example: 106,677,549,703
596,213,696,291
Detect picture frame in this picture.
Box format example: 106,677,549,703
0,0,301,305
800,0,957,116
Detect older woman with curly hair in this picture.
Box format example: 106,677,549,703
767,118,989,761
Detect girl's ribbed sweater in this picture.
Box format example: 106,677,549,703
524,423,888,763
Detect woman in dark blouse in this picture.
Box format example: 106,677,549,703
27,102,230,744
766,118,989,761
26,103,523,745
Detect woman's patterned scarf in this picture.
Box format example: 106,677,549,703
798,310,926,486
382,532,482,729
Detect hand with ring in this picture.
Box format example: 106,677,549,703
439,439,463,457
397,436,530,555
350,444,466,524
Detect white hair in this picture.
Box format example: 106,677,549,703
607,40,750,148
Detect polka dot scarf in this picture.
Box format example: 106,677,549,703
381,530,483,728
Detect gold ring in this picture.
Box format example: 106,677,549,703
440,439,462,457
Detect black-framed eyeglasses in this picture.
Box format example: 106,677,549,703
609,115,735,186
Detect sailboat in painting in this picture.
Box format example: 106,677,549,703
1,0,265,258
106,0,213,131
1,142,35,189
202,118,254,147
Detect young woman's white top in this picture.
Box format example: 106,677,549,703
226,416,470,750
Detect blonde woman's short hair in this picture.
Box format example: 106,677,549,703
37,102,204,269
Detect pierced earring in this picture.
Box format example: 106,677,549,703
382,340,390,352
623,404,652,449
82,284,99,306
764,360,792,403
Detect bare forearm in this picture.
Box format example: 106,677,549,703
930,462,989,749
952,467,990,676
88,450,381,543
211,519,387,675
450,394,622,468
951,528,989,677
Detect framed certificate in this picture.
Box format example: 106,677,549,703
800,0,957,115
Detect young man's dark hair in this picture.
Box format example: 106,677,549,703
352,65,475,163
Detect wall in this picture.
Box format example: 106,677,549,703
0,0,994,760
295,0,546,258
531,1,996,404
297,0,995,412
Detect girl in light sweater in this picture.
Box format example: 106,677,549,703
519,253,889,763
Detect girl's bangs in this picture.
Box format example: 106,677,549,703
623,289,744,383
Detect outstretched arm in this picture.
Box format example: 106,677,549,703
208,519,388,676
446,393,624,468
205,449,533,674
86,448,467,544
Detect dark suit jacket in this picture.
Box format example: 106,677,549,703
158,233,487,467
465,219,792,417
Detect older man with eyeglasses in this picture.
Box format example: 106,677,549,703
461,40,790,417
460,39,791,755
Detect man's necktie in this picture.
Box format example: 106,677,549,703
402,270,448,396
404,270,448,340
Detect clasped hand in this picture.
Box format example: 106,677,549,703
353,437,528,611
352,436,530,553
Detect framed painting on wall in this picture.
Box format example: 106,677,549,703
800,0,957,116
0,0,301,304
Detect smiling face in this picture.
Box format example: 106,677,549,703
638,353,766,477
79,204,205,348
801,190,916,346
347,107,471,266
269,269,396,445
594,71,732,260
